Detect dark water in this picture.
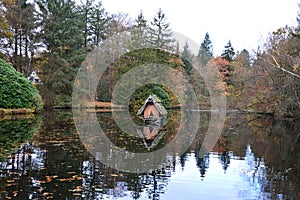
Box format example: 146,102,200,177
0,110,299,199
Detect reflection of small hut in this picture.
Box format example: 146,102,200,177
137,125,166,150
137,94,167,125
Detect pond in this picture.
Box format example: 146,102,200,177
0,110,299,199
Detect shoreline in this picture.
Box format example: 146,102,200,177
0,108,34,116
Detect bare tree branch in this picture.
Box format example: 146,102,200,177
269,54,300,79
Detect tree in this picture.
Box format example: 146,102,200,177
208,56,230,81
147,8,175,51
88,1,110,46
221,40,235,62
181,41,192,74
198,32,213,66
261,26,300,116
0,58,43,111
0,0,14,58
134,10,147,28
107,12,131,37
127,10,148,50
4,0,36,74
78,0,94,47
227,50,251,109
35,0,86,107
235,49,250,68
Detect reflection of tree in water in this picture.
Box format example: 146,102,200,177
0,142,47,199
80,154,174,200
0,115,42,161
179,149,189,170
220,151,231,172
195,152,210,178
0,111,299,199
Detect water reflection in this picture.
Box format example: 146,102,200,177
0,115,42,161
0,110,299,199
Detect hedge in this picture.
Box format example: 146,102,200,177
0,59,43,111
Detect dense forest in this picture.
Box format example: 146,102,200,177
0,0,299,117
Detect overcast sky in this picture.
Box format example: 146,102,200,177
101,0,299,56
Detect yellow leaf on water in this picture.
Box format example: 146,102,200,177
6,183,16,187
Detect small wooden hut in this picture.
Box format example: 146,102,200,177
137,94,167,124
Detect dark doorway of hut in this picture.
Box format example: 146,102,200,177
137,94,168,150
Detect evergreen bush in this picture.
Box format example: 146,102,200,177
0,59,43,112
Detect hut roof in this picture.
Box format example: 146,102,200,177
136,125,166,150
137,94,168,116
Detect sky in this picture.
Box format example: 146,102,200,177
101,0,299,56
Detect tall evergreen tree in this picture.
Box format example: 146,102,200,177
147,8,175,51
134,10,147,28
221,40,235,62
198,32,213,66
36,0,86,107
89,1,109,46
78,0,109,47
181,41,192,74
127,11,148,50
78,0,94,47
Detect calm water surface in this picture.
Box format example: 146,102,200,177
0,110,299,199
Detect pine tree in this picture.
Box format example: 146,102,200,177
78,0,110,47
89,1,110,46
128,11,148,50
134,10,147,28
36,0,86,107
198,32,213,66
181,42,192,74
221,40,235,62
147,8,175,51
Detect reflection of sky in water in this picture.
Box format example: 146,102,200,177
96,145,270,200
1,112,298,199
162,148,265,200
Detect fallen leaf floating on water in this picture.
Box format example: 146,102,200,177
45,176,52,182
6,183,16,187
58,175,82,182
67,172,76,174
111,174,118,177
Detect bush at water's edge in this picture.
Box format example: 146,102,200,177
0,59,43,113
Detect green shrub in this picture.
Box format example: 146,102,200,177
0,59,43,111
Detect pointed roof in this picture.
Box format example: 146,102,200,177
137,94,168,116
136,125,167,150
